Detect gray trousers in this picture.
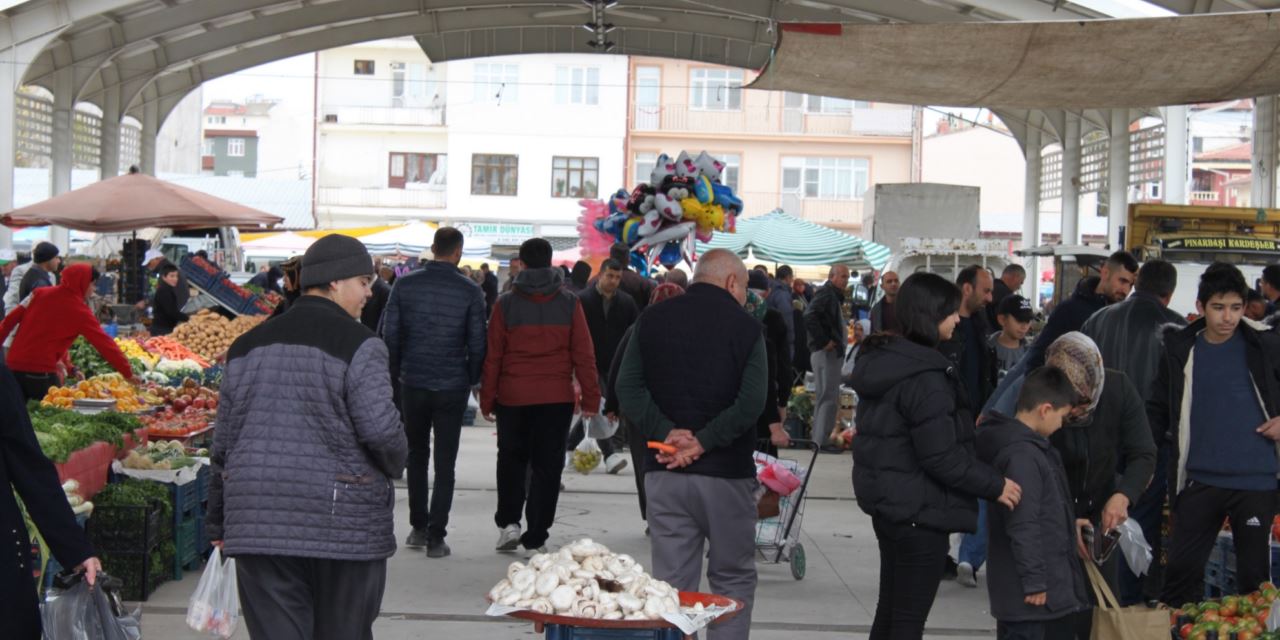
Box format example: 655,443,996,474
236,555,387,640
647,471,758,640
810,350,842,446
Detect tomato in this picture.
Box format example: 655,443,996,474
1200,611,1221,623
1181,623,1195,639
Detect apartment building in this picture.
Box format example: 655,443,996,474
625,56,917,238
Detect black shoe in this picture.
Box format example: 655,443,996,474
819,445,844,454
405,528,428,549
427,538,451,558
943,555,959,580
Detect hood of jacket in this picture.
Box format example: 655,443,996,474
975,411,1048,465
514,266,565,297
57,263,92,297
1073,275,1101,298
849,336,952,399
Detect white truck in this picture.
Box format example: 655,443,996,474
891,237,1011,283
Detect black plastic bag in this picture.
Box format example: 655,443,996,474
41,572,141,640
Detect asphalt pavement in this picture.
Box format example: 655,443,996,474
134,422,999,639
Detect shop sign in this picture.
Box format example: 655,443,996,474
1159,237,1280,253
456,222,534,245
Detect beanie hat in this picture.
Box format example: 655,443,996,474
1046,332,1105,417
33,242,59,264
300,234,374,288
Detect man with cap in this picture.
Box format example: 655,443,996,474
18,242,60,302
207,234,407,640
137,248,190,312
482,238,600,554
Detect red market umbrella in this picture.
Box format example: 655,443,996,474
1,172,284,232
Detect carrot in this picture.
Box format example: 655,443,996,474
647,441,677,455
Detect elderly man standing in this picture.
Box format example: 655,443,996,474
381,227,487,559
986,264,1027,328
617,248,766,639
804,264,849,452
869,271,900,334
207,235,408,640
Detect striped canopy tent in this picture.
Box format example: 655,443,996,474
359,221,439,256
697,210,891,271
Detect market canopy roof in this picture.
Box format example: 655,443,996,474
360,221,439,256
753,11,1280,109
0,172,283,232
697,210,891,271
241,231,315,253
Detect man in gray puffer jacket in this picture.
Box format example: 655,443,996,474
207,234,408,640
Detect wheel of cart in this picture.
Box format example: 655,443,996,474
753,438,820,580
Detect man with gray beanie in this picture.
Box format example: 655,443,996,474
207,234,408,640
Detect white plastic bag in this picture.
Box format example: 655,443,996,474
1115,518,1152,577
186,547,240,638
570,438,603,475
584,399,617,439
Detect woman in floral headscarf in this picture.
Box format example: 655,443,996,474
747,271,794,454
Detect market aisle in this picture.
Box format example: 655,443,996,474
136,425,997,638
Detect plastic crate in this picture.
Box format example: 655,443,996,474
542,626,685,640
173,516,203,580
88,500,165,552
98,547,168,602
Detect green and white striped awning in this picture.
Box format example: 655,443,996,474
697,210,892,271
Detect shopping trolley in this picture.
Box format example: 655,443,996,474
753,439,820,580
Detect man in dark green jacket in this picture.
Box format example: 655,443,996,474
616,248,766,640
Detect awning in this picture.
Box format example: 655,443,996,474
360,221,439,256
697,210,891,270
241,231,316,253
1,172,283,232
753,11,1280,109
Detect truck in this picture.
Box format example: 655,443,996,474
1124,203,1280,315
892,237,1011,283
873,183,1013,281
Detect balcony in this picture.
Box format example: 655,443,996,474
317,186,446,209
1191,190,1222,205
320,105,445,128
632,105,912,138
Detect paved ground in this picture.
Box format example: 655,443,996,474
135,423,999,638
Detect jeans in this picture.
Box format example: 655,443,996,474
810,350,842,446
870,517,948,640
402,387,469,540
958,500,988,571
1119,443,1168,605
1161,480,1278,608
494,402,574,550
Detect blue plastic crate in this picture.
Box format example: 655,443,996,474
542,625,685,640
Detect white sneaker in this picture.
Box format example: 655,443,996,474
605,453,628,475
496,524,521,552
956,561,977,588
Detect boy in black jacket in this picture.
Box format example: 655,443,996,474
977,367,1091,639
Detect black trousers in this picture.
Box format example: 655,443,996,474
494,402,573,549
12,371,56,402
998,616,1073,640
1120,443,1169,605
870,517,948,640
402,387,469,539
625,416,647,520
236,555,387,640
1161,480,1278,608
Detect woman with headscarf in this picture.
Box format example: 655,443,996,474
604,282,685,527
747,271,794,455
850,273,1022,640
841,319,871,381
986,332,1155,636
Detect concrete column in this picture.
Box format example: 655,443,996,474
1061,115,1081,245
1253,96,1277,209
49,68,74,252
1022,126,1042,304
140,101,159,175
1108,109,1131,249
0,65,16,249
99,86,121,178
1164,105,1190,205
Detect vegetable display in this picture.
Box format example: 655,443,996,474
28,405,142,463
70,337,114,378
123,441,199,470
1171,583,1280,640
116,338,158,368
39,373,158,412
92,479,175,592
143,337,210,368
169,310,263,361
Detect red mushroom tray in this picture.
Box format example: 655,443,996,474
492,591,743,632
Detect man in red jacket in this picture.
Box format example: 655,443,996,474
482,237,600,554
0,263,133,400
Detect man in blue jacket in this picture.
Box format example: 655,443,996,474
381,227,488,558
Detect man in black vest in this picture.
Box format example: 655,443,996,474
616,248,767,639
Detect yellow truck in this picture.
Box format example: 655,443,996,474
1125,203,1280,314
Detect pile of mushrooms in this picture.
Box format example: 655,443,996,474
488,538,684,621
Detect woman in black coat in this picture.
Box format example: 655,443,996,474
1,361,100,639
848,273,1021,640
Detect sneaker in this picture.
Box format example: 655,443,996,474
605,453,628,475
427,538,451,558
956,561,977,588
496,524,521,552
405,528,428,549
524,545,548,558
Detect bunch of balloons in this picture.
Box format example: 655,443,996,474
577,151,743,271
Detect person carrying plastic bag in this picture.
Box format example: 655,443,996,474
186,547,239,638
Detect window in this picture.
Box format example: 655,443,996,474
354,60,375,75
226,138,245,157
690,68,743,111
474,63,519,104
781,157,869,200
634,152,657,186
472,154,518,195
805,95,855,114
207,115,226,125
201,139,214,156
556,66,600,105
718,153,741,192
389,152,444,189
552,157,599,198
